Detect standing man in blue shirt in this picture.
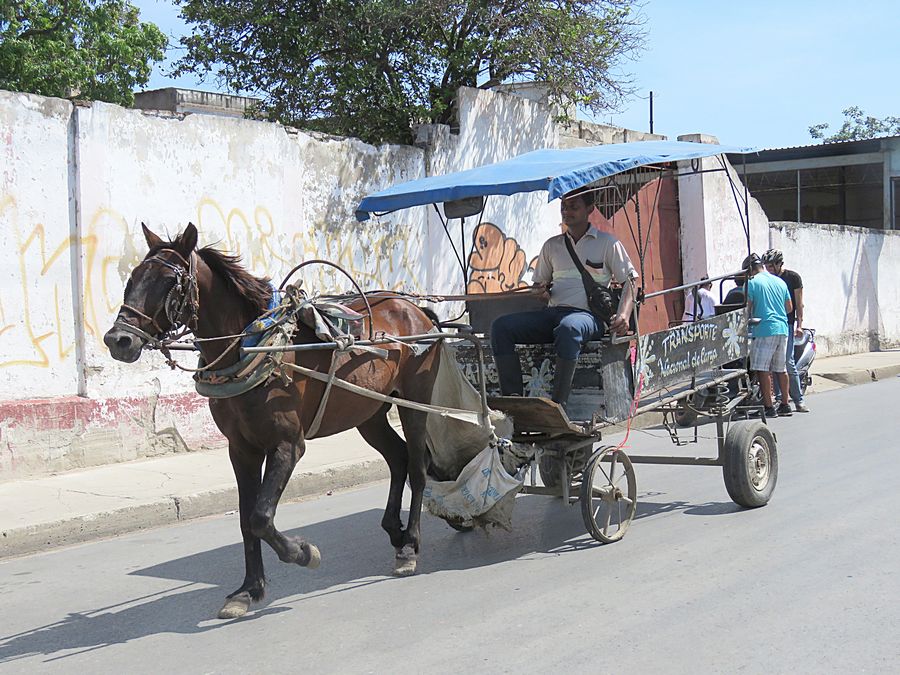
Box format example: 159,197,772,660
743,253,794,418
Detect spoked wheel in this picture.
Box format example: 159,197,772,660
580,446,637,543
722,421,778,507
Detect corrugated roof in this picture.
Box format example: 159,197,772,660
728,135,899,163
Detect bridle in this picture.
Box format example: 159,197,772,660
115,248,199,347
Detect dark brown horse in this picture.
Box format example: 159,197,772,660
103,223,442,619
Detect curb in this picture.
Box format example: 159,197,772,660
813,364,900,387
1,459,389,560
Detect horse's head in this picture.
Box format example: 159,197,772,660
104,222,199,363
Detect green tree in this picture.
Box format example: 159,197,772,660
0,0,167,106
809,106,900,143
174,0,645,144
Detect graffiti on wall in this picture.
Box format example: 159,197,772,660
1,196,78,369
0,196,427,371
465,222,536,293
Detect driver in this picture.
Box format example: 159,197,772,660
490,188,637,408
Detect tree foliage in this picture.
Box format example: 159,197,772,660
0,0,166,106
809,106,900,144
174,0,645,144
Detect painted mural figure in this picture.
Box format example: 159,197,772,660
466,222,532,293
490,188,638,408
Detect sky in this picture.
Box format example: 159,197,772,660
133,0,900,150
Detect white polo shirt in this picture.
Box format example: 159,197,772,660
533,229,637,311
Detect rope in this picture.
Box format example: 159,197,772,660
305,349,341,438
614,343,646,452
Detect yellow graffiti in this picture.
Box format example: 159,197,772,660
0,196,76,368
1,196,427,371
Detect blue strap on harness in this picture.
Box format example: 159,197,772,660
241,286,283,348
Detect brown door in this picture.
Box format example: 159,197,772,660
589,174,682,334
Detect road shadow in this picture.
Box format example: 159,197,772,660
0,492,739,662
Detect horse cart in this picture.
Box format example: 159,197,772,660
352,140,778,542
105,140,776,619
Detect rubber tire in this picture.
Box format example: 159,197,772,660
580,447,637,543
722,421,778,508
538,453,562,488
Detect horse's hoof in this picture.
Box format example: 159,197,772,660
303,543,321,569
218,595,251,619
393,544,417,577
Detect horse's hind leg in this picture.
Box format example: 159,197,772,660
249,438,321,569
394,408,430,576
219,445,266,619
357,405,408,551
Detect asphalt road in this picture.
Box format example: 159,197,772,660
1,378,898,674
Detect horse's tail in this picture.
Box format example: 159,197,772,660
419,306,440,328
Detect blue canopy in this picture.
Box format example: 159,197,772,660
356,140,756,221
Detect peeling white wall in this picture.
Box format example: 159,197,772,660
75,102,427,400
0,92,78,398
2,85,899,477
770,222,900,355
420,88,562,300
676,135,770,284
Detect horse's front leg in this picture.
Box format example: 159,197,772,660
249,438,321,569
218,445,265,619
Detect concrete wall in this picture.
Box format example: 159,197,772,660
2,85,897,479
677,134,771,286
769,222,900,355
0,86,569,479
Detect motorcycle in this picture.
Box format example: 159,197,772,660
793,327,816,397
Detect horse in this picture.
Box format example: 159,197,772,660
103,223,443,619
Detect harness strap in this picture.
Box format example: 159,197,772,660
305,350,341,439
277,361,485,427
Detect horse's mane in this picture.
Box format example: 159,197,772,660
197,246,273,315
150,234,273,316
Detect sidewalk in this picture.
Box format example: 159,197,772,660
2,350,898,560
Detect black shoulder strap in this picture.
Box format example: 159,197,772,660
563,233,599,292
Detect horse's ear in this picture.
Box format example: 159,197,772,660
177,222,199,256
142,222,164,250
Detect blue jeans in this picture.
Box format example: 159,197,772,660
774,324,804,404
490,307,603,360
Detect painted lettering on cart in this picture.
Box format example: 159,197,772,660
660,322,719,357
639,312,746,394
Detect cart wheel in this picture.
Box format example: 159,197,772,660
580,446,637,543
722,421,778,508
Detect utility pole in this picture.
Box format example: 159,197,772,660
649,91,654,134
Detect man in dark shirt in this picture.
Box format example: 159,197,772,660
762,249,809,413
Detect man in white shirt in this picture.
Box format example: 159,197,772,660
490,189,638,407
682,276,716,322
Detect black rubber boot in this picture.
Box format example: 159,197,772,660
552,357,578,406
494,354,524,396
